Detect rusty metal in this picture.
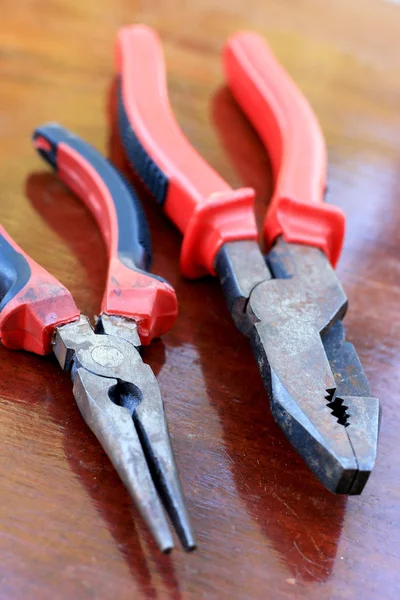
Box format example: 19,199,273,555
216,237,380,494
53,314,196,552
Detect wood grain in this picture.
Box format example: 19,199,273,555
1,0,400,598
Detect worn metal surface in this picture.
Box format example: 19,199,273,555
216,240,272,335
53,314,196,552
216,237,380,493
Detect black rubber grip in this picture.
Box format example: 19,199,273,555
117,78,169,206
33,123,153,273
0,233,31,312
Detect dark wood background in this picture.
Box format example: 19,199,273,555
1,1,400,598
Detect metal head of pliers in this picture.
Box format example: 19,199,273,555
53,313,195,552
216,238,381,494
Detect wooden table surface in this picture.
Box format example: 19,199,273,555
1,1,400,598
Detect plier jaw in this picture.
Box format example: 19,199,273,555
53,314,196,552
221,237,380,495
321,320,381,494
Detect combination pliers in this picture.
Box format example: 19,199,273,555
0,124,195,552
114,25,381,494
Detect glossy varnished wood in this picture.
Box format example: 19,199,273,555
1,1,400,598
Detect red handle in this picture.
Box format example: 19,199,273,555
33,124,177,345
115,25,258,278
0,226,79,355
223,31,345,266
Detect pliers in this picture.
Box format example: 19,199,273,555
0,123,196,552
114,25,381,494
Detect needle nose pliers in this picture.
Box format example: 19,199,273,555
0,123,196,552
114,25,381,494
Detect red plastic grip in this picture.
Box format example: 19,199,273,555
55,144,177,345
0,226,80,355
223,32,345,266
116,25,258,279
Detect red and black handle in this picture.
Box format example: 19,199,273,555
33,124,177,345
115,25,345,276
115,25,258,279
0,226,79,354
